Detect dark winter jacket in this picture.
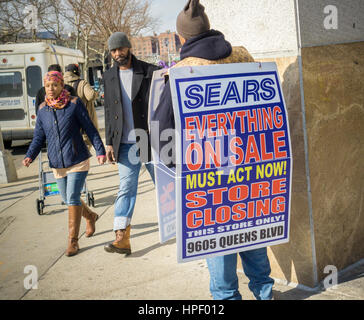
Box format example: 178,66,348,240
103,55,160,162
152,29,254,166
26,97,105,168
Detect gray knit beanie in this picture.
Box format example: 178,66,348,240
176,0,210,40
108,32,131,51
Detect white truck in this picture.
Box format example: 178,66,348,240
0,42,84,148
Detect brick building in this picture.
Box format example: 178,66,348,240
157,32,182,62
130,35,158,59
130,31,181,63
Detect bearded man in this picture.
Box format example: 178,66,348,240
102,32,160,255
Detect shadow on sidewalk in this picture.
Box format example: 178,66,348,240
93,195,116,208
42,208,66,216
91,226,159,239
91,185,119,194
87,172,119,181
11,174,38,184
78,238,175,258
79,227,175,258
137,187,155,196
127,238,176,258
272,262,364,300
0,186,38,199
78,241,111,254
133,223,158,229
272,288,320,300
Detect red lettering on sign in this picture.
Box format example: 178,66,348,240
245,135,260,163
186,191,207,208
273,131,287,159
207,187,228,205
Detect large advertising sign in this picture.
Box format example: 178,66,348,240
168,62,293,262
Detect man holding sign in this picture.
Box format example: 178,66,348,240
152,0,286,300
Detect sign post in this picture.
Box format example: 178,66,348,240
0,125,18,183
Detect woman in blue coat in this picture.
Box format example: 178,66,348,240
23,71,106,257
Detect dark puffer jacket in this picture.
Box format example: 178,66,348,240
26,97,105,168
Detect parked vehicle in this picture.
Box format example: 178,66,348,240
0,42,84,148
95,84,104,107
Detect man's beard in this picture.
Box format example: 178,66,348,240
113,50,131,67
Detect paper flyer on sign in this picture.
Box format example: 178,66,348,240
168,62,293,263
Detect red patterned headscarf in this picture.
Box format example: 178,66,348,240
44,71,70,109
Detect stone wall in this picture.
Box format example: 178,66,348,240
203,0,364,287
258,55,316,286
302,42,364,280
204,0,298,57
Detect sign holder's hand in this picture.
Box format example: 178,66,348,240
106,145,116,164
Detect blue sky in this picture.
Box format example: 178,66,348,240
148,0,184,34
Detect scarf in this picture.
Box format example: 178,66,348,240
45,89,70,110
44,71,70,109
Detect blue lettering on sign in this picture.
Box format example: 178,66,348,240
184,84,204,109
260,78,276,100
183,78,277,109
205,83,221,107
221,81,241,105
244,79,260,102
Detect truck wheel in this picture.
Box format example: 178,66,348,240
36,199,44,215
3,140,12,149
87,192,95,207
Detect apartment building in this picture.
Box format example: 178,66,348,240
130,35,158,58
157,32,182,61
130,31,182,63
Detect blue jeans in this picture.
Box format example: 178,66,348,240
56,171,88,206
114,143,155,230
206,247,274,300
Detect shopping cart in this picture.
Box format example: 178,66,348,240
36,149,95,215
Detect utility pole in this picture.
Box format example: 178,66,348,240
0,126,18,183
164,38,171,67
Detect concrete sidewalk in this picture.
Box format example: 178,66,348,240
0,145,363,300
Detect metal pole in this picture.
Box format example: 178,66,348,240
0,125,18,183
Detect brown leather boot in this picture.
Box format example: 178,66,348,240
65,205,82,257
104,225,131,255
80,200,99,237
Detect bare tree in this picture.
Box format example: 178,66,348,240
39,0,68,43
63,0,159,72
0,0,41,42
0,0,159,76
0,0,68,44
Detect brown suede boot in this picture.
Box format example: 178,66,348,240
104,225,131,255
65,205,82,257
80,200,99,237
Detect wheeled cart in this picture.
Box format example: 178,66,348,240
36,149,95,215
